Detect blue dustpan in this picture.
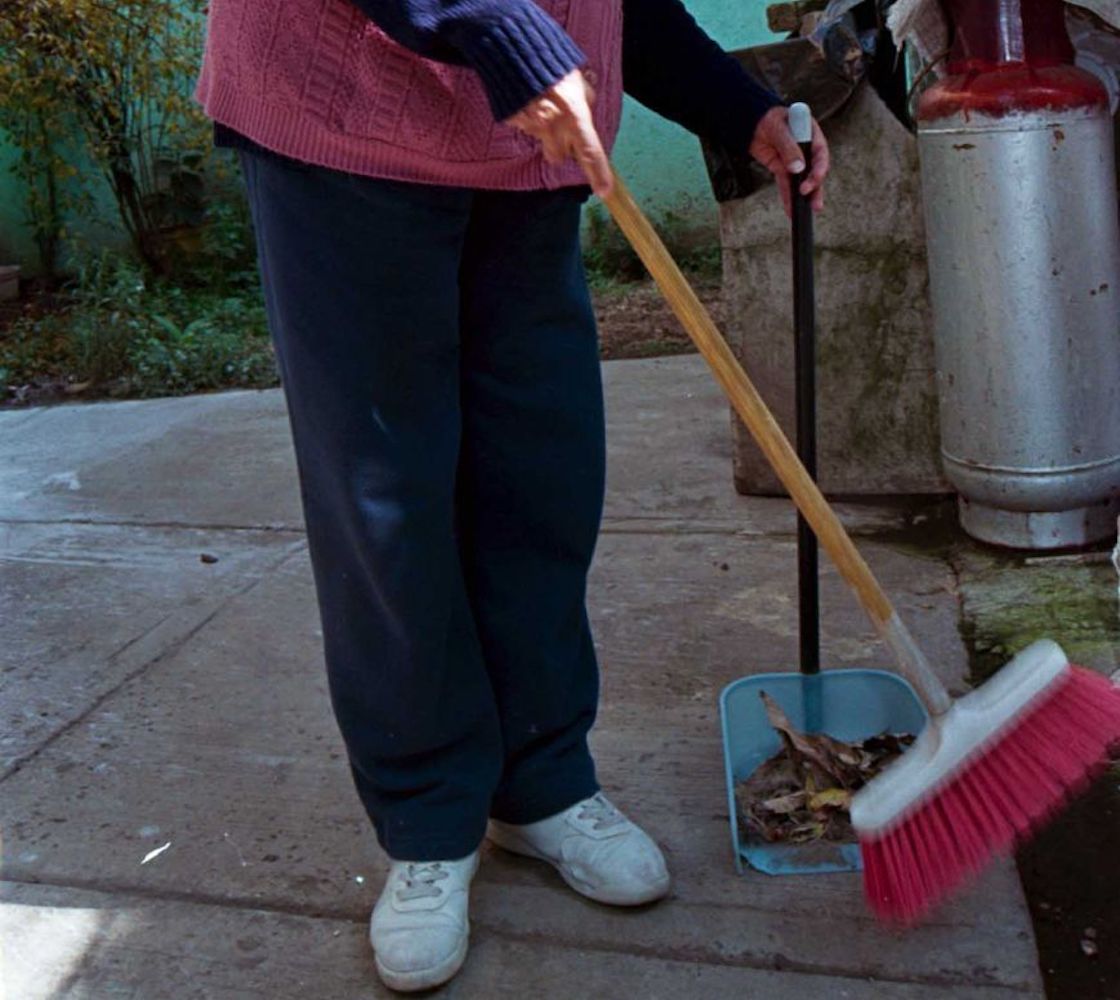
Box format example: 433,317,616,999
720,670,928,875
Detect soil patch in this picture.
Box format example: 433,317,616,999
593,277,720,360
1017,761,1120,1000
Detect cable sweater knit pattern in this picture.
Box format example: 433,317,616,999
196,0,623,190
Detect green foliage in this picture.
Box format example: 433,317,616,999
0,235,276,401
582,204,646,289
0,0,210,272
194,189,262,292
66,254,150,383
0,151,277,403
3,111,83,278
677,241,723,279
129,310,276,396
582,202,722,289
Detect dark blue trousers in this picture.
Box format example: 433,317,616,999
241,149,604,861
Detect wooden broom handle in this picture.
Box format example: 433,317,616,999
602,172,952,714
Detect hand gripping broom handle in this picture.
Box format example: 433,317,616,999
602,171,952,717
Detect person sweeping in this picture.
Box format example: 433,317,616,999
196,0,828,991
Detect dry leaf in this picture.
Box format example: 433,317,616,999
735,692,916,845
788,822,826,844
761,791,807,814
809,787,852,811
760,692,865,789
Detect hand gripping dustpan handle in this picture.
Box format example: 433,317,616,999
601,164,953,717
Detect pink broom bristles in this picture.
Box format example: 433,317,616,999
861,665,1120,924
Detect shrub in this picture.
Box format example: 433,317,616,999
0,0,210,272
0,248,276,401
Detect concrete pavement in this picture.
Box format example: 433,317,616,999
0,356,1044,998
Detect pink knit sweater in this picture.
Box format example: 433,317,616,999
196,0,623,189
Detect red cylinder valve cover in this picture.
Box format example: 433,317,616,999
918,0,1107,121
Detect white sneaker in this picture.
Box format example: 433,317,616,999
369,852,479,992
488,793,671,906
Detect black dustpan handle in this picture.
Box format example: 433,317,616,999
790,102,819,679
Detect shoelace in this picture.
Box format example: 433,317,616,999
396,862,450,901
577,794,629,832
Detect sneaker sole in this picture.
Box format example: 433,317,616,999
374,932,469,993
487,826,671,907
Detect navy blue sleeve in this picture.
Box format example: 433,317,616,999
346,0,585,120
345,0,781,145
623,0,782,150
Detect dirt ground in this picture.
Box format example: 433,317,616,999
1017,761,1120,1000
593,277,719,360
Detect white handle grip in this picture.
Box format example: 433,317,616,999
789,102,812,144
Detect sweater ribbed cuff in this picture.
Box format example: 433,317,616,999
448,3,586,121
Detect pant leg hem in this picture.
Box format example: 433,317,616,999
380,833,487,863
488,778,600,826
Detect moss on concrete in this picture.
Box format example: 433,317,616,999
814,240,940,472
957,555,1119,683
868,500,1119,684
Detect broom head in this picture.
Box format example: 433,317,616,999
852,639,1120,923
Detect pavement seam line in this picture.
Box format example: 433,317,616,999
1,515,900,541
0,516,306,535
479,921,1040,993
598,520,912,539
0,875,1037,993
0,540,307,784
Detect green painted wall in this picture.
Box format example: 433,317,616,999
0,144,38,267
612,0,773,221
0,1,774,272
0,142,141,271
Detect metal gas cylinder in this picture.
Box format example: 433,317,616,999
917,0,1120,549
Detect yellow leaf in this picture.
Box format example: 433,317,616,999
808,788,852,811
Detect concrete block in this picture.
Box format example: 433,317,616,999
720,84,949,497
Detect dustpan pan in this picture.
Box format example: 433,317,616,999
718,104,927,876
720,670,928,874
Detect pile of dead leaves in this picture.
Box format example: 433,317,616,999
735,692,915,845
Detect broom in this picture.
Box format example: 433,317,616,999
601,107,1120,923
